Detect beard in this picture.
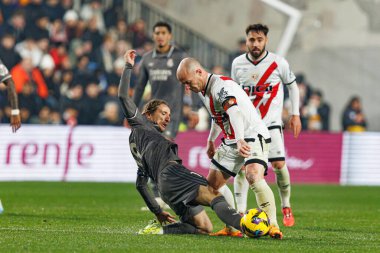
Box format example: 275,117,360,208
249,46,266,60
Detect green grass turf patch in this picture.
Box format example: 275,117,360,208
0,182,379,252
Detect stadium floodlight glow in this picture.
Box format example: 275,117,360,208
260,0,302,57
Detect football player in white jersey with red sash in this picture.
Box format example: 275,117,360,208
177,57,283,239
231,24,301,227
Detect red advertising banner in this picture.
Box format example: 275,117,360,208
176,131,343,184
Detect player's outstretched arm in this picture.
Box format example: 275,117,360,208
118,50,145,127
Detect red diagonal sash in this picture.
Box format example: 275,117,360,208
253,62,278,118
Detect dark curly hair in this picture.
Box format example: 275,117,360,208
245,24,269,36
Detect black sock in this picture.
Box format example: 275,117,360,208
211,196,241,231
163,222,198,234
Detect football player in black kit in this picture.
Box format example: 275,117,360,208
118,49,242,235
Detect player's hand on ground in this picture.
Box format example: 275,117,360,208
237,139,250,158
10,114,21,133
206,140,216,159
156,211,176,224
124,50,136,66
289,115,301,138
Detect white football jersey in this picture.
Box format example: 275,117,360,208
231,51,296,127
199,74,270,145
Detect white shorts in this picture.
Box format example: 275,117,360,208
268,126,285,162
210,137,269,177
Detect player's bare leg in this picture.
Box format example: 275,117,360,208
190,210,213,233
272,160,294,227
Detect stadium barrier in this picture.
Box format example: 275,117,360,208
1,125,379,185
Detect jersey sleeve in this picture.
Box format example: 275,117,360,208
136,169,162,215
278,57,296,85
118,64,146,128
0,60,12,83
231,59,238,82
214,82,237,110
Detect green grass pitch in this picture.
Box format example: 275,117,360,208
0,182,379,252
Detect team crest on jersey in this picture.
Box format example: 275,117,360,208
167,58,174,67
0,64,9,76
252,73,259,82
217,87,228,103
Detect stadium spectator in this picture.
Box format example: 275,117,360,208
18,81,41,118
80,0,105,34
24,0,45,25
82,82,104,125
110,19,133,42
119,49,243,235
342,96,367,132
301,90,330,131
130,19,150,49
25,12,50,42
103,0,126,29
95,33,116,74
42,0,66,22
50,19,68,44
62,9,80,41
177,57,283,239
11,56,49,99
1,10,27,43
0,0,18,23
30,105,51,124
96,101,122,126
82,16,103,51
0,33,21,69
49,109,62,124
60,83,84,124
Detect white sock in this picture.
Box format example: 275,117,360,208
218,184,235,209
234,170,249,213
273,164,291,208
250,179,278,228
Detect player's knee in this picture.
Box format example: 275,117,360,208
206,177,224,190
207,185,221,197
272,160,285,170
245,170,264,185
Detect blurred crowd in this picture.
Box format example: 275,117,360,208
0,0,153,127
0,0,367,132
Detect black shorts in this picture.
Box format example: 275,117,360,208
158,163,208,224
